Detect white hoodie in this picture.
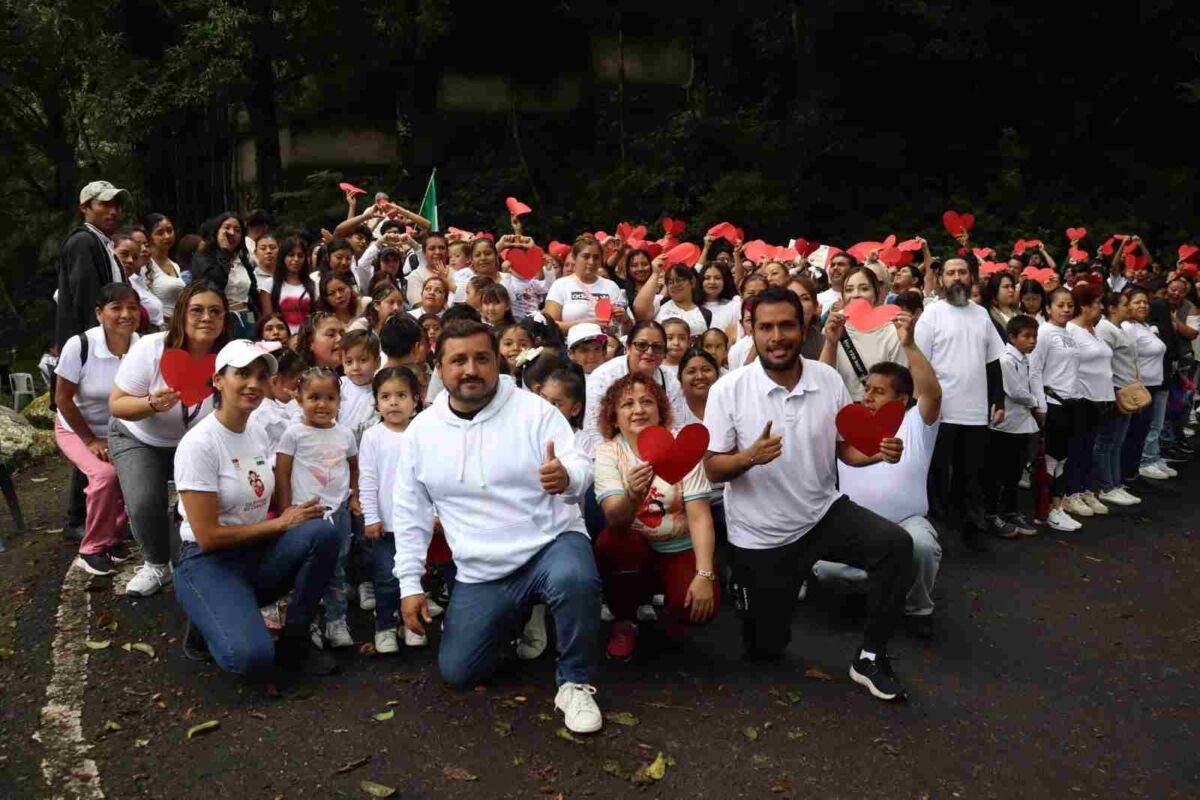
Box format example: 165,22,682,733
391,375,591,598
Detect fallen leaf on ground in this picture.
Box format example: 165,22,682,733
0,647,13,658
122,642,156,658
555,727,587,744
512,756,524,767
248,711,267,720
786,728,806,740
769,777,793,793
359,780,396,797
536,713,552,722
632,752,668,785
102,720,122,732
743,726,760,741
442,766,478,781
186,720,220,739
84,640,111,650
804,667,833,681
493,719,512,736
31,477,48,483
385,700,399,706
373,710,395,722
605,711,639,726
601,760,631,779
334,755,371,774
134,738,150,747
359,643,376,656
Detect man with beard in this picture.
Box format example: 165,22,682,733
816,250,852,316
391,319,604,734
914,258,1007,549
704,287,916,702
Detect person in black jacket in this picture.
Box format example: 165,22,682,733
190,212,260,339
55,181,131,348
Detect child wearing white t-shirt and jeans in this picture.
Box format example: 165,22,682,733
338,329,382,612
275,367,360,649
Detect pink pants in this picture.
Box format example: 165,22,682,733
54,420,128,555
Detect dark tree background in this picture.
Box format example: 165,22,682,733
2,0,1199,357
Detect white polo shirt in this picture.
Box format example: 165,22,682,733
836,405,938,524
55,326,139,437
704,358,849,549
913,300,1004,425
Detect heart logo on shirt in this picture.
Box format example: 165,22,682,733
160,349,216,406
637,424,710,484
836,401,905,458
503,246,545,280
942,210,975,237
505,197,532,217
594,298,613,323
842,298,900,332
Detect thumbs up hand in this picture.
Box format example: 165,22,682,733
539,439,570,494
744,420,783,469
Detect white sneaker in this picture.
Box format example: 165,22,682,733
325,618,354,648
1062,494,1093,518
1018,469,1032,489
1140,464,1170,480
600,604,615,623
635,604,658,622
1047,508,1082,532
651,593,665,607
404,627,428,647
425,596,445,619
125,562,172,597
1080,491,1108,515
1114,487,1142,505
1099,488,1136,507
358,582,376,611
374,629,399,654
516,604,548,661
1156,461,1179,477
555,682,602,734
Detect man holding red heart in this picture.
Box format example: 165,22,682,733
704,287,917,702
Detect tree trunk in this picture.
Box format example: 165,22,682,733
244,0,282,210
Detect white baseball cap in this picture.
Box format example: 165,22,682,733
567,323,607,350
79,180,131,206
215,340,279,375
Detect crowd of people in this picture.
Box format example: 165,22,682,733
47,179,1199,732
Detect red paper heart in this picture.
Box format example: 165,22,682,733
1068,247,1089,263
879,247,912,268
503,246,545,280
615,222,647,242
1024,239,1043,249
773,245,800,262
942,210,974,237
637,424,710,484
1181,263,1199,278
1099,234,1128,256
1125,251,1149,272
842,298,900,331
643,243,663,259
1066,227,1087,243
835,400,906,458
662,217,686,236
707,222,739,244
793,238,819,257
160,349,217,407
338,182,366,196
743,240,773,263
847,241,883,263
1022,267,1056,286
1013,240,1029,256
664,242,701,267
972,247,995,260
505,197,531,217
446,226,473,241
979,261,1007,277
593,231,611,244
881,234,897,250
1178,244,1200,263
594,298,613,323
548,241,571,260
897,238,923,252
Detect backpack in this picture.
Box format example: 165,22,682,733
49,333,87,413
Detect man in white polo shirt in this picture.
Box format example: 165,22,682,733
704,287,915,702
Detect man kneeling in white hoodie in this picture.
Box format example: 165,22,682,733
392,319,604,733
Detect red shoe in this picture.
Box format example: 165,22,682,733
605,621,638,661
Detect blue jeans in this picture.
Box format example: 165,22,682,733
1094,408,1131,491
322,501,353,622
174,518,339,675
1141,389,1169,467
371,533,400,631
437,531,600,687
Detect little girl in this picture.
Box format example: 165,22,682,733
480,284,516,328
275,368,360,649
662,317,693,369
498,322,534,373
360,367,424,653
339,329,381,612
700,328,729,371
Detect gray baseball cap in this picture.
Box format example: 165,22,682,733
79,180,131,206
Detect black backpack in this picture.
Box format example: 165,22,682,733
49,333,88,413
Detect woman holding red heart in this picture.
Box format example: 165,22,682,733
108,281,231,597
819,266,908,402
544,236,629,335
592,374,719,661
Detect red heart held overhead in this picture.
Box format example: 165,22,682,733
593,231,611,244
548,241,571,261
594,298,613,323
505,197,532,217
842,298,900,331
847,241,883,263
664,242,701,267
773,245,800,262
707,222,739,244
942,210,974,237
1068,247,1089,263
742,240,772,263
835,400,906,458
1178,243,1200,263
1013,240,1029,256
160,349,217,407
897,238,923,252
879,247,912,268
1024,239,1043,249
1125,252,1149,272
979,261,1007,277
972,247,995,260
662,217,686,237
643,243,663,259
1066,227,1087,243
1022,267,1056,286
1182,263,1199,278
637,424,711,484
793,238,819,257
338,182,366,196
503,246,545,281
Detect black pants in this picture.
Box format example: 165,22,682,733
928,423,988,536
730,496,913,658
985,430,1029,516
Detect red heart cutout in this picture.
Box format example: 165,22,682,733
1182,263,1199,278
593,231,611,244
503,246,545,280
1178,244,1200,263
1024,239,1043,249
1068,247,1089,263
664,242,701,267
160,349,217,407
1013,239,1028,256
643,243,663,259
793,238,819,257
548,241,571,260
1099,234,1128,256
1066,227,1087,243
979,261,1007,277
897,238,923,252
879,247,912,268
842,298,900,331
1125,251,1149,272
662,217,686,236
773,245,800,262
707,222,739,244
338,182,366,196
1022,267,1056,286
637,424,710,484
594,298,613,323
446,226,473,241
616,222,633,240
835,401,906,458
881,234,897,249
972,247,995,260
742,240,772,263
942,210,975,237
505,197,531,217
846,241,883,263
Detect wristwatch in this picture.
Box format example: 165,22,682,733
695,569,717,582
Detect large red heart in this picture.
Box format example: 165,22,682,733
1013,239,1029,256
1068,247,1089,263
942,210,974,237
616,222,647,242
594,298,613,323
879,246,912,268
1125,251,1149,272
897,238,923,252
338,182,366,196
592,231,611,244
707,222,739,244
835,401,905,458
1022,267,1056,286
505,197,531,217
979,261,1007,277
637,424,710,484
972,247,995,260
842,298,900,331
793,238,819,257
847,241,883,263
160,349,217,407
662,217,686,237
742,240,773,263
643,243,663,260
503,246,544,280
1099,234,1127,256
665,242,701,267
1178,243,1200,264
773,245,800,262
1066,227,1087,243
548,241,571,260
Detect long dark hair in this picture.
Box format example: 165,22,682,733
200,212,250,261
315,270,359,316
271,236,316,312
699,261,737,303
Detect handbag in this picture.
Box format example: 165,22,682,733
1115,357,1151,414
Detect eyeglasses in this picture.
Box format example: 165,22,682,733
630,341,667,355
187,305,225,319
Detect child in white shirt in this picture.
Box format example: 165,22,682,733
247,347,305,463
339,329,382,613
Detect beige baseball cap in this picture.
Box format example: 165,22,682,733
79,180,132,206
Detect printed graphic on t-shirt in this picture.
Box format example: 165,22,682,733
231,456,272,516
309,448,346,488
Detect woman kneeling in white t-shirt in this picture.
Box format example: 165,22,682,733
173,341,339,677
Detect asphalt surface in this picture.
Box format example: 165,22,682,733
1,454,1198,799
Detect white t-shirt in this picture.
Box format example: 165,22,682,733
832,324,908,402
1121,320,1167,388
225,262,252,309
338,377,378,442
705,359,850,549
173,414,274,545
144,259,186,318
113,331,215,447
704,297,741,335
254,266,275,297
836,405,938,524
55,326,139,437
1067,322,1115,402
507,272,549,321
1030,323,1081,405
129,273,164,327
358,422,406,531
817,288,840,317
727,335,757,369
276,421,358,509
654,300,709,336
546,275,628,323
450,268,516,305
914,301,1005,425
246,397,296,465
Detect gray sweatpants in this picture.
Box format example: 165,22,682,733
108,419,179,566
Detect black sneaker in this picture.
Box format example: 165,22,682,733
75,552,116,576
1004,513,1038,537
107,542,133,563
987,515,1019,539
849,654,908,702
276,629,338,676
182,621,213,663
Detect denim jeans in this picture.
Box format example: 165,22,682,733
371,533,400,631
437,531,600,687
1140,389,1169,467
108,419,177,565
1094,408,1131,491
1065,400,1101,496
1121,400,1155,481
321,501,353,622
174,518,339,675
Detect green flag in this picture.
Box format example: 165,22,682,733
418,168,438,231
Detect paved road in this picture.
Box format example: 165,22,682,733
1,455,1197,798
